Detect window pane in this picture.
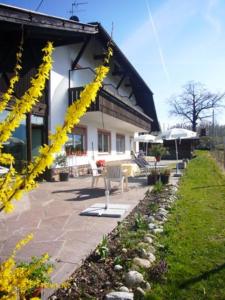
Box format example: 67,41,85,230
1,110,27,171
31,115,44,125
65,127,86,154
103,134,109,152
116,135,125,153
98,131,110,153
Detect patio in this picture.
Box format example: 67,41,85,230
0,173,151,285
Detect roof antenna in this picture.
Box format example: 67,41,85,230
69,1,88,21
111,21,114,40
35,0,44,11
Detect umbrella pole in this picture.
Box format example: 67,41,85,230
105,189,110,210
175,139,179,174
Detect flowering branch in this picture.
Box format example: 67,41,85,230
0,42,54,145
0,45,113,213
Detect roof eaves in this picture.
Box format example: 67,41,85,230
0,4,98,34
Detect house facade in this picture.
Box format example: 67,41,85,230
0,4,159,175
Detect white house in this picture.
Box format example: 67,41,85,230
0,4,160,176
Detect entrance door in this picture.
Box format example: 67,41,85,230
32,127,44,158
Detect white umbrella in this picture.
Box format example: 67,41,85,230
3,137,25,146
133,134,156,143
160,128,197,140
134,134,158,155
160,128,197,175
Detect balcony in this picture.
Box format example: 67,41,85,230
69,86,151,132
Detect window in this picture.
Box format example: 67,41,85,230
65,126,87,155
98,130,110,153
116,134,125,153
0,110,27,171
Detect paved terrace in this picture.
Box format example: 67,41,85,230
0,161,179,296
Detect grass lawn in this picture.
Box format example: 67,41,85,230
146,151,225,300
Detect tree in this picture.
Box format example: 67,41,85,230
169,81,225,132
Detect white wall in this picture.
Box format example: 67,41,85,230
49,39,144,166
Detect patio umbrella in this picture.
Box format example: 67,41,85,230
133,134,156,143
3,137,25,146
134,134,162,155
160,128,197,174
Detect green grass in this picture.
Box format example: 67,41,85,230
146,151,225,300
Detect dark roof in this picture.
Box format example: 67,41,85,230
91,22,160,132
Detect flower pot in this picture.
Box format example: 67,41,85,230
161,174,169,184
147,174,160,185
26,287,42,299
59,172,69,181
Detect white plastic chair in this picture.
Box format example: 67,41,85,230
89,160,106,188
105,165,128,193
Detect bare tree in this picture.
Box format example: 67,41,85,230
169,81,225,131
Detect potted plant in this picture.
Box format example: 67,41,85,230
96,160,106,168
160,168,171,184
54,153,69,181
147,168,160,185
150,144,167,162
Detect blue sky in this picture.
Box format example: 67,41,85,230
1,0,225,128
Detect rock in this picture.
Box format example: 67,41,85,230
141,281,151,291
153,228,163,234
122,248,128,253
148,216,155,222
137,242,150,249
148,223,156,230
144,236,153,244
147,252,156,263
158,208,168,216
155,214,164,221
119,286,130,292
135,287,146,296
139,248,147,258
105,291,134,300
148,245,156,253
125,270,144,287
133,257,151,269
105,281,111,287
114,264,123,271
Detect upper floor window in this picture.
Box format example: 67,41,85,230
98,130,111,153
116,134,125,153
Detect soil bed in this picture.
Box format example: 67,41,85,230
51,185,175,299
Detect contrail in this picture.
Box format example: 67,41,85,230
145,0,170,83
